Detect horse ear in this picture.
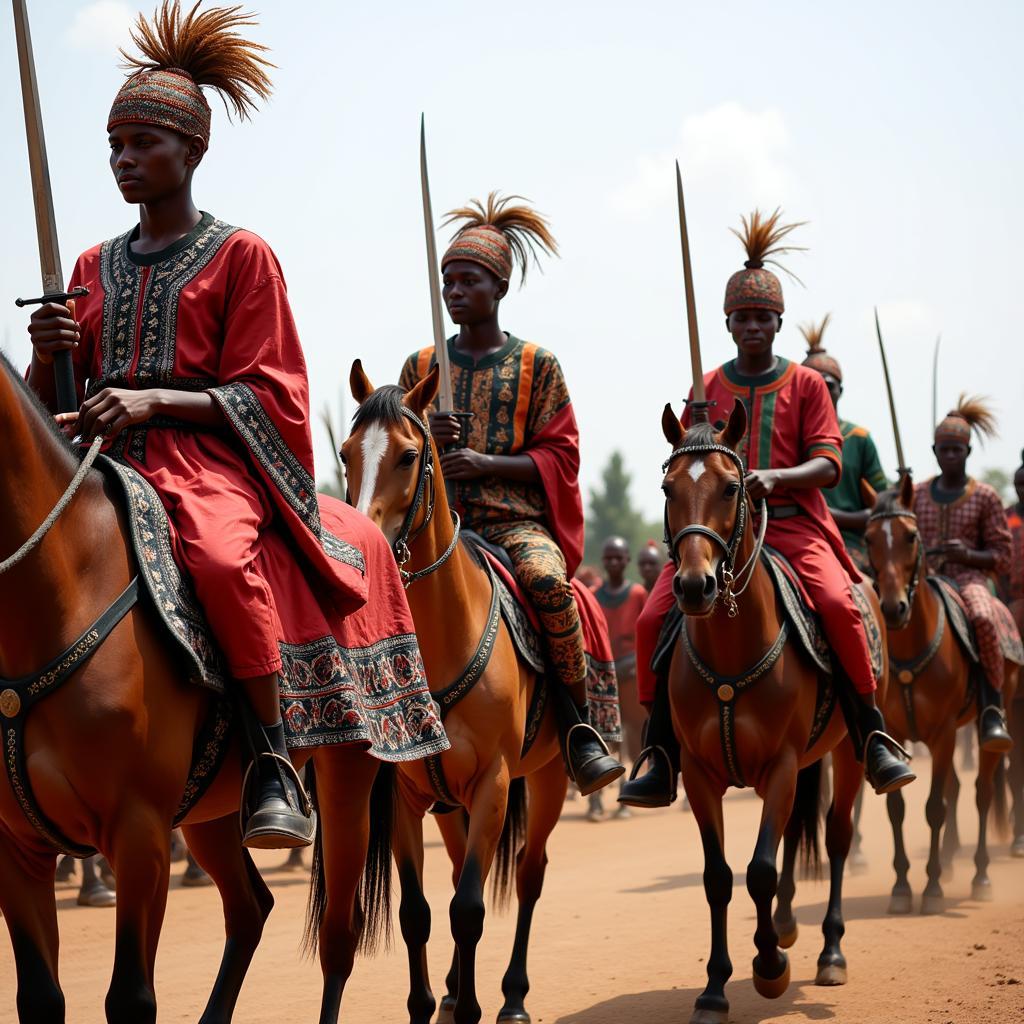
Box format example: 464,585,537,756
350,359,374,404
719,398,747,451
899,471,915,511
662,404,684,447
860,479,878,509
405,364,440,416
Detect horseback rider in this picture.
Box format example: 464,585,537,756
398,194,623,794
24,1,445,850
801,316,890,574
913,399,1016,751
620,209,916,807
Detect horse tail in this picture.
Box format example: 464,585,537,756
357,761,395,955
992,754,1010,841
791,759,824,879
302,761,395,958
490,776,527,911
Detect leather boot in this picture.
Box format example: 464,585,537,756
242,721,316,849
551,686,624,796
618,673,679,808
860,705,916,795
977,673,1013,754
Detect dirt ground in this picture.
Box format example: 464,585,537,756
3,751,1023,1024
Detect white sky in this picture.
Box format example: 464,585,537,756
2,1,1022,519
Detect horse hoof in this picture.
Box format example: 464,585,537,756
815,962,848,986
776,920,798,949
689,1009,729,1024
497,1012,531,1023
1010,837,1024,859
920,892,945,915
77,884,116,908
752,951,790,999
888,891,913,915
436,997,456,1024
971,879,993,902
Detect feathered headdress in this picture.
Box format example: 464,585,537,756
108,1,274,145
800,313,842,381
723,208,806,315
934,394,998,445
441,192,558,284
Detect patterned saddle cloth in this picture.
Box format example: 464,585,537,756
462,532,621,743
930,575,1024,666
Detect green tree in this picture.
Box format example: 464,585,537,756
981,467,1011,503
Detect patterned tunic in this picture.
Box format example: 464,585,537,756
825,419,889,570
594,582,648,678
914,478,1020,690
1003,505,1024,605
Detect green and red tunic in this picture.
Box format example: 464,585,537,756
825,420,889,567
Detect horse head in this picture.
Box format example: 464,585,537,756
660,397,750,617
343,360,441,550
863,473,919,630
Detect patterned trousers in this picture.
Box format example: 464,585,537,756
478,520,587,688
961,583,1012,691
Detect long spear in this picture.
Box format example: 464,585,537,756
675,161,709,423
874,307,910,479
419,115,454,414
11,0,86,413
931,333,941,433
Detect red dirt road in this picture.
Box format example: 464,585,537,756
3,755,1023,1023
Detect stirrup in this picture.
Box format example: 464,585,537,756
864,729,913,763
979,704,1009,727
563,721,612,782
626,744,673,782
239,751,313,835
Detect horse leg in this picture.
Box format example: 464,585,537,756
921,734,954,914
1009,697,1024,857
771,808,801,949
433,809,469,1024
848,782,867,872
816,740,860,986
450,763,509,1024
970,747,1001,901
0,842,64,1022
183,814,274,1024
394,798,437,1024
681,751,731,1024
747,758,796,1000
311,748,380,1024
886,785,912,914
941,764,961,871
103,804,172,1024
77,854,116,907
498,756,568,1024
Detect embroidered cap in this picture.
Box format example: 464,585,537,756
800,314,842,382
934,394,997,445
723,208,805,316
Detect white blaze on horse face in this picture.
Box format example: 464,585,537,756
881,519,895,548
356,423,389,516
687,458,706,484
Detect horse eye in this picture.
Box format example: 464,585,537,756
906,530,918,542
661,484,671,498
399,450,418,467
724,482,739,498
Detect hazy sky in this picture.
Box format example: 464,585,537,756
2,1,1022,520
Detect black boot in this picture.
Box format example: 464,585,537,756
241,720,316,850
859,704,916,795
618,673,679,808
551,686,624,796
977,672,1013,754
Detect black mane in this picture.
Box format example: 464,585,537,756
680,421,719,450
351,384,408,431
0,349,80,465
871,486,911,515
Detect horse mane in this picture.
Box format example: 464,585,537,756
872,487,910,516
680,421,720,449
0,350,80,469
351,384,408,430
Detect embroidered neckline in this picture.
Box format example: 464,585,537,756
448,333,521,371
125,211,214,267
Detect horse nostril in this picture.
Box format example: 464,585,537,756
672,575,685,599
898,600,908,618
703,574,717,599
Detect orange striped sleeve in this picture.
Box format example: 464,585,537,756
512,342,538,450
416,346,433,380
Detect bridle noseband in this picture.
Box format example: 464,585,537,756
866,508,924,616
662,442,767,617
388,407,460,588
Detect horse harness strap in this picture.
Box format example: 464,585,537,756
680,618,789,788
1,578,140,856
889,597,947,743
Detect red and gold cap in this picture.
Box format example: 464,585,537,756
723,208,805,316
800,314,841,381
934,395,997,445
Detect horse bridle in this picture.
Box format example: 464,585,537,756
866,508,925,614
662,442,767,617
390,407,461,588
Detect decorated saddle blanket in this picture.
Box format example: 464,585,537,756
96,456,449,761
930,575,1024,666
462,534,621,742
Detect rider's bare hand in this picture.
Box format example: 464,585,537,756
53,412,80,439
441,448,491,480
428,412,469,447
28,301,80,365
77,388,163,441
744,469,779,501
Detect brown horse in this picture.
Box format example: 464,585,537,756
344,362,570,1024
659,401,881,1024
0,353,385,1024
863,474,1015,912
1010,598,1024,856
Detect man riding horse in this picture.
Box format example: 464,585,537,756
620,209,916,807
914,399,1015,751
398,194,623,794
24,1,445,850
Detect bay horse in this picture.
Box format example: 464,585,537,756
863,474,1015,912
1010,597,1024,856
0,352,387,1024
343,362,570,1024
659,400,883,1024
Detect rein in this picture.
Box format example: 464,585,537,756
391,407,461,588
0,435,104,575
662,441,767,617
867,507,925,613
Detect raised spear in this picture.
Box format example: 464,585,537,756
676,161,709,423
874,307,910,479
11,0,87,413
931,333,941,433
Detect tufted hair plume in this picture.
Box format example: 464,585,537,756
120,1,274,121
442,192,558,283
799,313,832,355
730,208,806,281
946,394,998,441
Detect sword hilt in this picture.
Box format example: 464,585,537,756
14,285,89,308
683,397,717,425
15,286,89,413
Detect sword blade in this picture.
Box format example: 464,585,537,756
420,115,454,412
931,333,941,433
874,307,908,476
12,0,76,412
676,161,706,414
